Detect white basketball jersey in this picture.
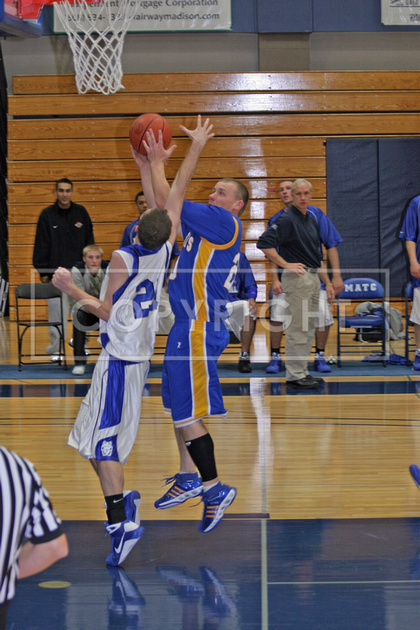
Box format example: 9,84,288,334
100,243,172,361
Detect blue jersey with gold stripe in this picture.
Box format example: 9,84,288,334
168,201,242,322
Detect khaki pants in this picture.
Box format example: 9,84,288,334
282,270,320,382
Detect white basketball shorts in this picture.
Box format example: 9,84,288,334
68,349,149,465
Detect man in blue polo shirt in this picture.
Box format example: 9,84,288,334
265,179,343,374
257,179,335,389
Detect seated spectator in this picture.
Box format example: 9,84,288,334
225,252,258,373
70,244,108,375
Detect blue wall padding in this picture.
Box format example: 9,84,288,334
327,138,420,296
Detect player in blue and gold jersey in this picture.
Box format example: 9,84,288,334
134,137,249,534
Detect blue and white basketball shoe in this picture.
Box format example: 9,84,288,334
199,483,236,533
154,473,203,509
105,520,144,566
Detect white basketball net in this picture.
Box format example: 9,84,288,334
54,0,140,95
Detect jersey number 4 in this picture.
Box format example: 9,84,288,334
224,252,241,292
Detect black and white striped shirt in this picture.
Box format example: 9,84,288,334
0,446,64,604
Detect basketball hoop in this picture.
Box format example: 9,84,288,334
19,0,140,95
54,0,140,94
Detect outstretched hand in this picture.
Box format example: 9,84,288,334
179,115,215,148
143,129,177,164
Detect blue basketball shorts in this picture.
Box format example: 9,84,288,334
162,319,229,428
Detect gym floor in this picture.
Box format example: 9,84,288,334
1,321,420,629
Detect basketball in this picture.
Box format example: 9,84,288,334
129,113,172,155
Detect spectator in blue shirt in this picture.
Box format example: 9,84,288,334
265,180,344,374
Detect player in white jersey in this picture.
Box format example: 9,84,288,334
69,241,172,468
98,245,172,362
52,116,215,566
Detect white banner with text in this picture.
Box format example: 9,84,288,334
53,0,232,33
382,0,420,25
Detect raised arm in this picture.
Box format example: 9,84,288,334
131,147,158,210
132,126,177,209
145,115,214,245
166,116,214,231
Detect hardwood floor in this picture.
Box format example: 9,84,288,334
1,315,419,522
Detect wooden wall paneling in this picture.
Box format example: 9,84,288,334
12,71,420,95
9,91,420,118
8,71,420,328
7,156,326,183
7,136,327,161
9,114,420,141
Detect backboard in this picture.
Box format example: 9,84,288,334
0,0,44,35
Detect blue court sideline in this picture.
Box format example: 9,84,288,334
0,361,417,380
7,518,420,630
1,380,420,399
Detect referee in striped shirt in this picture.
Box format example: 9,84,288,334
0,446,68,629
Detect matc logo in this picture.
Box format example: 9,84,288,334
345,282,377,292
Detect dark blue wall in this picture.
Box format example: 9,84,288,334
326,138,420,297
256,0,313,33
233,0,420,33
312,0,419,32
232,0,257,32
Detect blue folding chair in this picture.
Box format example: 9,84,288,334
336,277,387,367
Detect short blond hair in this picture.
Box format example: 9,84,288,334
83,244,103,257
292,178,312,193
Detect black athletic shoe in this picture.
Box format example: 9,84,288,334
286,376,322,389
238,352,252,373
307,374,324,384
